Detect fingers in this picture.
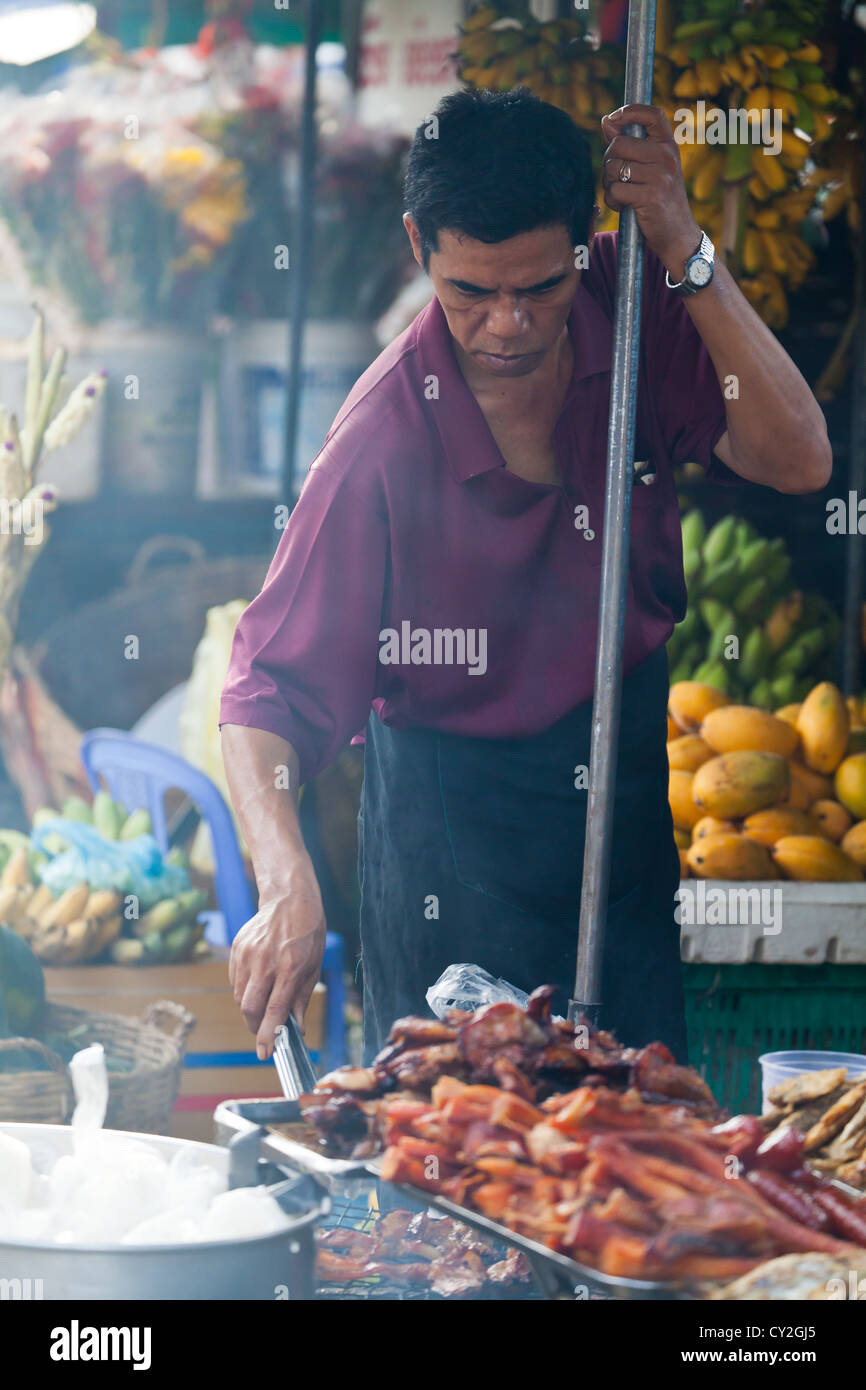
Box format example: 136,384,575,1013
603,132,666,166
239,970,274,1039
603,159,651,193
292,974,318,1032
257,978,297,1061
603,181,644,214
602,103,675,143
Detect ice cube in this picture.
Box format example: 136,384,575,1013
198,1187,291,1241
122,1208,202,1245
165,1149,226,1212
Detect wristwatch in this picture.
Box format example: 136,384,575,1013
665,232,715,297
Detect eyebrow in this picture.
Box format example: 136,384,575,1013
446,272,569,295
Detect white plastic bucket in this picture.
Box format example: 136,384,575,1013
759,1049,866,1113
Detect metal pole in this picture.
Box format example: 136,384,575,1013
570,0,657,1023
282,0,323,501
842,177,866,696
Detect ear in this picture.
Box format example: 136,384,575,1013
403,213,424,269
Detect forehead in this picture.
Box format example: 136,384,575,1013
432,225,574,285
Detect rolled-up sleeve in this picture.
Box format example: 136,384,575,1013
219,446,388,785
643,252,739,486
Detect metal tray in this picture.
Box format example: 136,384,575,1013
215,1098,371,1179
214,1098,689,1300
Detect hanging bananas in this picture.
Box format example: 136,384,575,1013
662,0,853,329
456,1,859,329
455,6,624,233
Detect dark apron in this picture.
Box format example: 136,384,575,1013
357,645,685,1063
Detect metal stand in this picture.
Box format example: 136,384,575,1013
570,0,658,1024
842,176,866,696
281,0,323,502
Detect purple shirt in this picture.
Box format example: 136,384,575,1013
221,232,730,785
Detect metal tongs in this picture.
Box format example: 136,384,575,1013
273,1013,318,1099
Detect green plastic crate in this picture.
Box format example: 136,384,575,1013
684,963,866,1116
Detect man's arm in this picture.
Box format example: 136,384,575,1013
222,723,326,1060
601,104,833,495
219,452,389,1055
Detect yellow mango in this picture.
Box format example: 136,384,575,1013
786,760,834,806
840,820,866,868
700,706,799,759
741,808,822,847
668,681,731,734
834,754,866,821
669,769,702,831
693,816,738,841
809,799,853,844
673,827,691,849
774,703,802,728
692,752,790,819
796,682,850,774
772,835,863,883
668,735,715,773
687,832,774,880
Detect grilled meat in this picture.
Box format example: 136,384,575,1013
300,989,719,1158
315,1208,527,1295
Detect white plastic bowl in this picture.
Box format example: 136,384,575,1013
759,1049,866,1113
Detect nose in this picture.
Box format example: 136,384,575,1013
483,295,530,343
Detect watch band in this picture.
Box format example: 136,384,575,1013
665,232,715,297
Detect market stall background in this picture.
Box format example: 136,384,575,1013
0,0,862,1157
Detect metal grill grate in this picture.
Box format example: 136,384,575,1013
315,1180,540,1301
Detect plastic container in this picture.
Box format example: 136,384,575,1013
759,1049,866,1113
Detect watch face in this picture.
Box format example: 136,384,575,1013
688,256,713,287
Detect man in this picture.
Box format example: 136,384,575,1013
220,89,830,1065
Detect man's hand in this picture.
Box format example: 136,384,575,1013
601,103,702,279
229,853,326,1061
598,104,831,495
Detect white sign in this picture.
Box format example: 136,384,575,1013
357,0,463,135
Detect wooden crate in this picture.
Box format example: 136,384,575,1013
45,953,325,1143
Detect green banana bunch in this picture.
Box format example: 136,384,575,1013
740,627,771,685
670,507,840,703
702,516,738,568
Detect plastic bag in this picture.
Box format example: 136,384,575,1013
426,963,530,1020
31,818,188,910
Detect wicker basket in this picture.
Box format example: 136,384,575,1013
0,999,195,1133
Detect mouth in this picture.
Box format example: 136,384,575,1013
474,349,541,373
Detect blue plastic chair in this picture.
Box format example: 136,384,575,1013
79,728,346,1070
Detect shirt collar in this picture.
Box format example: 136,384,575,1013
415,280,614,484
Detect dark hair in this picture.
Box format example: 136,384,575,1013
403,87,595,269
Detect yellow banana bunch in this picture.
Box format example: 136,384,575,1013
458,3,858,330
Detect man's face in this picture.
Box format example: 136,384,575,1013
404,218,585,380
